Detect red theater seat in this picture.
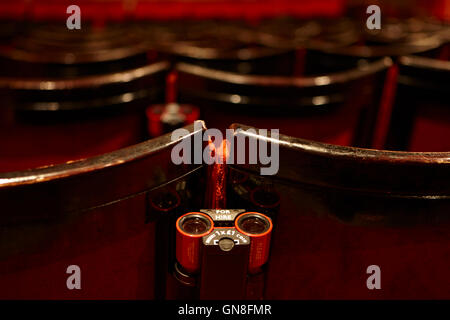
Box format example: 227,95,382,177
229,123,450,299
177,58,391,147
386,55,450,151
0,122,206,299
0,23,167,172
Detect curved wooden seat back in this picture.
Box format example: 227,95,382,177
228,123,450,299
0,61,169,173
0,23,167,173
136,20,296,75
0,121,206,299
177,58,392,147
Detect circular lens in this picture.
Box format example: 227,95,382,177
238,214,269,235
180,215,211,235
235,212,273,272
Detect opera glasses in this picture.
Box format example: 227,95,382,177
171,209,273,300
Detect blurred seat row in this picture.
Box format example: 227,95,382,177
0,18,448,171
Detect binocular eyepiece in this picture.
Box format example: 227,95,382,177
176,210,273,275
235,212,273,273
176,212,214,274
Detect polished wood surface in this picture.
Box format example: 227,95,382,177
229,124,450,298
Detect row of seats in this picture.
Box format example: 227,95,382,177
0,16,449,299
1,120,449,298
0,18,448,172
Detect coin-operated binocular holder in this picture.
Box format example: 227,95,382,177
169,209,273,299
